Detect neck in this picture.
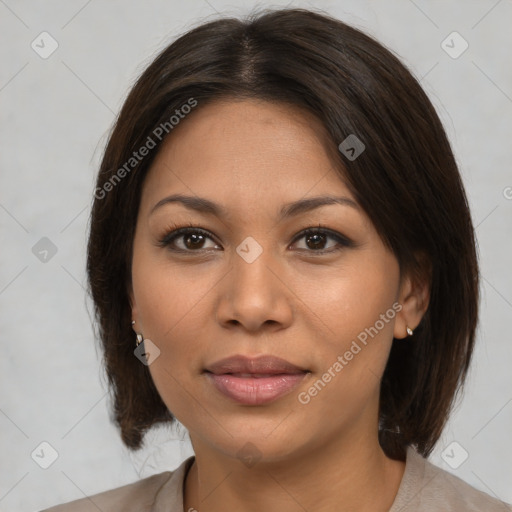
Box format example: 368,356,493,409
183,432,405,512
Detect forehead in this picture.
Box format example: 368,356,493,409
140,99,354,211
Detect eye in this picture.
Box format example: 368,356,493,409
157,223,220,252
156,223,354,254
290,225,354,254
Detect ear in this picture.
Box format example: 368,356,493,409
393,255,431,339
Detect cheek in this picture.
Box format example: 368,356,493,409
131,251,223,408
134,271,207,378
300,254,400,405
301,251,399,345
131,240,215,341
295,277,398,426
133,261,208,419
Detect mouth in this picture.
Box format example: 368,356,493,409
204,354,308,375
211,373,298,378
203,355,309,405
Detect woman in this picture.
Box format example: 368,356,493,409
43,7,511,512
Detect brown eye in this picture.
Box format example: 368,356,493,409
291,227,353,254
158,227,220,252
181,232,208,250
304,232,329,250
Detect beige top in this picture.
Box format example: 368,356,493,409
41,447,512,511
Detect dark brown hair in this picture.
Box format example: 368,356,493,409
86,7,479,460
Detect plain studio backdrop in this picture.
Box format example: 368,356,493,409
1,1,511,510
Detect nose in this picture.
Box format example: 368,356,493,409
215,242,294,332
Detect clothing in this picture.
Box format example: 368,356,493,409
41,447,511,511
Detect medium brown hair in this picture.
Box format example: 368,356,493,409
86,7,479,459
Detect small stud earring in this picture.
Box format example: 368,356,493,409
131,320,135,326
406,325,414,337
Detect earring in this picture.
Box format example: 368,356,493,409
406,325,414,337
132,320,144,347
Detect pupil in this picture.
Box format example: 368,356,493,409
307,233,325,249
186,234,204,249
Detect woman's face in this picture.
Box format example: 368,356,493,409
130,99,417,462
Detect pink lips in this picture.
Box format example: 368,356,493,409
204,355,309,405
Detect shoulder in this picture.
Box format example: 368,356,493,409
39,456,194,512
39,471,172,511
391,447,512,512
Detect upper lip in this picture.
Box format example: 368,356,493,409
205,355,307,375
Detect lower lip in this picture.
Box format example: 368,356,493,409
205,372,308,405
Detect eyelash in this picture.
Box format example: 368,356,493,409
156,222,354,255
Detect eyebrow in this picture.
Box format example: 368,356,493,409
149,193,360,219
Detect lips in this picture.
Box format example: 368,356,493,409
204,355,309,405
204,354,307,376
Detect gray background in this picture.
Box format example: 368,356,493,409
1,1,511,510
